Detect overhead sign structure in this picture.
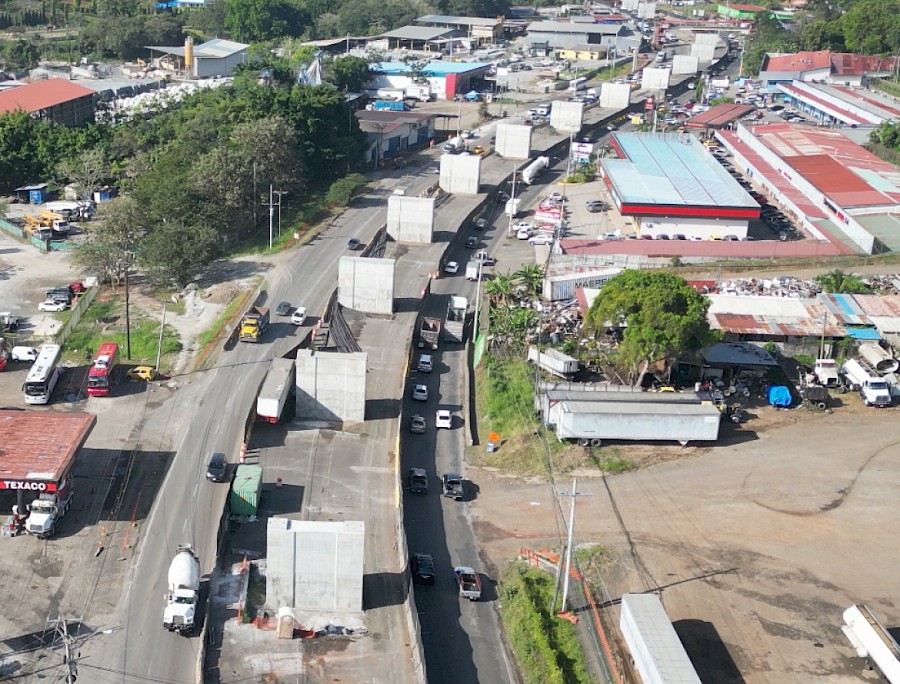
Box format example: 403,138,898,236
0,480,58,492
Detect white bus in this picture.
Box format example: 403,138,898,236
568,76,587,92
23,344,62,405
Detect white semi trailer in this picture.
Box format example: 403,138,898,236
256,357,296,423
620,593,701,684
521,156,550,185
163,545,200,635
842,604,900,683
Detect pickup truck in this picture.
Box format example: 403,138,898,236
454,567,482,601
442,473,464,500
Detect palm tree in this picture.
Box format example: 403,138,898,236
514,264,544,300
484,272,515,307
814,269,869,294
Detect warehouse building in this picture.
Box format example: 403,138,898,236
599,132,759,240
414,15,503,44
147,37,248,78
355,109,437,165
524,20,641,54
774,80,900,126
760,51,900,90
370,60,490,100
0,79,95,126
715,123,900,254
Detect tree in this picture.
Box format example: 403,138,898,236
56,148,109,214
327,55,372,92
514,264,543,299
2,40,40,69
584,271,716,386
326,173,367,206
224,0,309,43
870,121,900,150
74,196,146,282
841,0,900,54
800,19,845,52
485,272,515,308
814,269,870,294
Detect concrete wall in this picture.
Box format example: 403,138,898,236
690,43,716,62
672,54,699,75
600,83,632,109
267,518,365,613
495,123,533,160
550,100,584,133
338,256,395,315
639,216,748,239
439,153,481,195
641,67,671,91
295,350,368,424
387,196,435,243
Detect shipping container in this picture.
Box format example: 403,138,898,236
230,464,263,516
620,593,701,684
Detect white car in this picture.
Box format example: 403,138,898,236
444,261,459,274
435,410,452,429
529,233,553,245
412,384,428,401
38,299,68,312
516,227,532,240
547,191,563,202
10,346,38,362
291,307,307,325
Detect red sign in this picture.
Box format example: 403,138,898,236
0,480,58,492
645,97,654,111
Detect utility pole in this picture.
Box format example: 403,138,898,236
274,190,288,238
472,257,484,342
553,478,592,613
155,300,168,374
51,617,78,683
507,161,517,236
268,184,274,250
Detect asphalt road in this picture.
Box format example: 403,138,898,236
78,176,415,683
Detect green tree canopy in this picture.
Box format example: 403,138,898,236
224,0,310,42
585,271,717,385
814,269,870,294
841,0,900,54
327,56,373,92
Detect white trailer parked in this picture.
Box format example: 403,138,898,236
620,593,701,684
527,347,579,379
842,604,900,683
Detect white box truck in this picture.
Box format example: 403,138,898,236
256,357,296,423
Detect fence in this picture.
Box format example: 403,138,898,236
54,286,99,346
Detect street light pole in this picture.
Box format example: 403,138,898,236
274,190,288,238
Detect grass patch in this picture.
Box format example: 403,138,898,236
196,289,254,350
62,294,181,367
500,562,593,684
230,189,337,255
473,355,596,474
587,447,634,474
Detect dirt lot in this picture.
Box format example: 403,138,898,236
470,396,900,682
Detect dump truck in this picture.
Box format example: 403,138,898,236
454,567,482,601
239,306,270,343
163,545,200,635
256,357,295,423
418,317,441,350
444,296,467,343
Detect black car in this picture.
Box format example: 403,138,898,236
465,236,479,249
347,238,361,250
275,301,292,316
206,452,228,482
408,468,428,494
411,553,436,585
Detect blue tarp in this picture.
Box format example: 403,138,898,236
767,385,792,407
465,90,480,101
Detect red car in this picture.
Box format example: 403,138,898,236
69,281,85,294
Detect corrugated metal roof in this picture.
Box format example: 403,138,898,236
0,410,96,482
817,293,871,325
601,133,759,209
853,295,900,317
527,20,624,34
195,38,248,58
703,342,779,366
379,26,456,40
416,14,498,26
763,50,832,72
558,237,849,258
0,79,95,115
685,103,755,129
707,295,846,337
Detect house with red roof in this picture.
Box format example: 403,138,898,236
760,50,900,89
0,79,95,126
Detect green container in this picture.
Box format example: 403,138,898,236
230,464,263,516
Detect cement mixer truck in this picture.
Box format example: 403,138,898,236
521,156,550,185
858,342,899,374
163,545,201,635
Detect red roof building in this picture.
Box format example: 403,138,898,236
0,79,95,126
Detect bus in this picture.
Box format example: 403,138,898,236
568,76,587,92
87,341,120,397
23,344,62,405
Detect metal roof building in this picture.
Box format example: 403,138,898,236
0,78,95,126
684,103,755,129
706,294,847,340
720,122,900,255
524,20,640,52
147,38,248,78
267,518,365,621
